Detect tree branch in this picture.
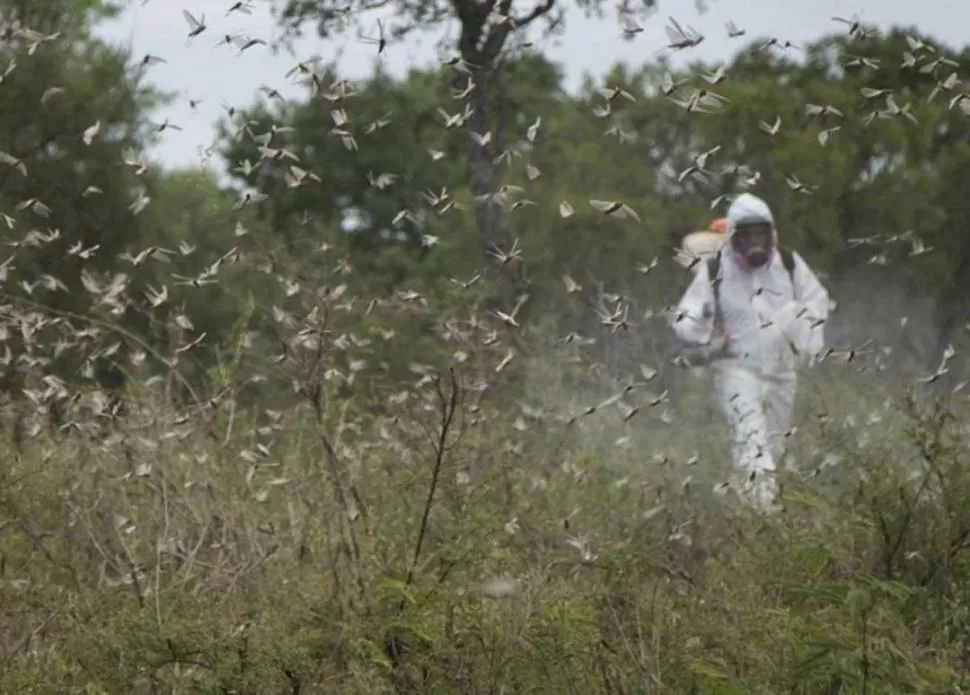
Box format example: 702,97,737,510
403,368,460,594
480,0,555,61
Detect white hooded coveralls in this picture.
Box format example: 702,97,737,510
673,194,831,498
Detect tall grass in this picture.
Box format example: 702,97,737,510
2,342,969,693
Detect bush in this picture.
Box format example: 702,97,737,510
2,341,970,693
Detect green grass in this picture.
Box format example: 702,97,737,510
2,362,969,693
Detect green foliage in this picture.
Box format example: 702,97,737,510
0,0,171,393
4,1,970,691
215,29,970,378
3,365,970,692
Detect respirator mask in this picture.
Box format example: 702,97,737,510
732,220,774,269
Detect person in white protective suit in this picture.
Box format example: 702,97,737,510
671,193,832,508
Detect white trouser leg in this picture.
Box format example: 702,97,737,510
713,364,785,508
762,372,797,464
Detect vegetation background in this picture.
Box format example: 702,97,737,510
2,1,970,692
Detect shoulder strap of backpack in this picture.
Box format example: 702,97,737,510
707,253,720,289
707,251,722,332
779,247,795,282
707,252,721,294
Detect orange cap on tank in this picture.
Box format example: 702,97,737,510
709,217,729,234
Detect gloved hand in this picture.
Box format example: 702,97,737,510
675,330,733,367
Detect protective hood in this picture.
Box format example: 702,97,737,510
725,193,780,270
726,193,775,239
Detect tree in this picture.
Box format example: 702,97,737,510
217,54,581,278
605,28,970,372
0,0,169,393
130,168,274,392
218,63,468,258
269,0,657,270
217,23,970,383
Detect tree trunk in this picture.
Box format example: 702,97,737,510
464,66,509,258
461,57,530,320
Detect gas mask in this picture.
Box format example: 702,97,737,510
732,220,774,269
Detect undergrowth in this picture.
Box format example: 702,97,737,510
2,357,970,693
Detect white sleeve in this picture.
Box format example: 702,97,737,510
773,251,830,362
672,260,717,345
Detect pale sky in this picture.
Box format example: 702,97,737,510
95,0,970,172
